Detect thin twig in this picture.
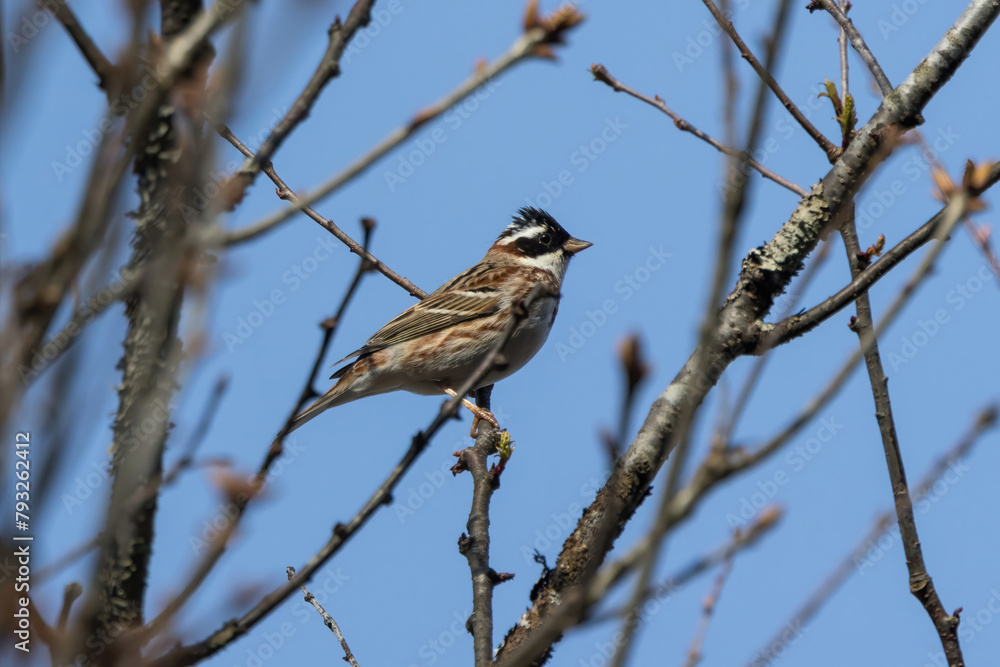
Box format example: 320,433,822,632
165,375,231,486
700,0,841,160
218,4,585,246
274,220,378,445
747,405,997,666
213,123,428,299
683,554,735,667
238,0,376,183
46,0,115,92
840,206,965,665
808,0,894,97
590,64,808,198
286,566,361,667
838,1,849,102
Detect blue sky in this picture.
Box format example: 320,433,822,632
4,1,1000,666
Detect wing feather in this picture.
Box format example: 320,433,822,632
332,266,506,370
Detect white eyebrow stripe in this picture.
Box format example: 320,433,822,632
499,226,540,243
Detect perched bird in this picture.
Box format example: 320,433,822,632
286,207,592,437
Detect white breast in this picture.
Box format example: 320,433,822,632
483,295,558,386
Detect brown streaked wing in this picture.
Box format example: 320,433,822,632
335,285,503,363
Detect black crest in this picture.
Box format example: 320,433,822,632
498,207,571,257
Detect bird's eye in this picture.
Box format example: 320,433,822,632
539,233,552,245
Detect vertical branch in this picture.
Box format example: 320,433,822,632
78,1,211,658
456,389,504,666
839,212,965,665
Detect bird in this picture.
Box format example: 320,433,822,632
285,207,592,437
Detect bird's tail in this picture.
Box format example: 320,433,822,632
282,381,351,437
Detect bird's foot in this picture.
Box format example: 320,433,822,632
443,388,500,438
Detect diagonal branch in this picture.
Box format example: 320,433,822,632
590,64,808,197
839,204,965,664
213,123,428,299
700,0,841,160
236,0,376,185
808,0,894,97
46,0,116,92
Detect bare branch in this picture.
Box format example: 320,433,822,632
839,204,965,664
286,566,361,667
238,0,377,184
808,0,894,97
590,64,808,197
46,0,115,92
213,122,428,299
504,508,783,665
682,554,735,667
767,160,1000,349
700,0,841,160
456,403,508,666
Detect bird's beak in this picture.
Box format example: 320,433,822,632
564,237,593,255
